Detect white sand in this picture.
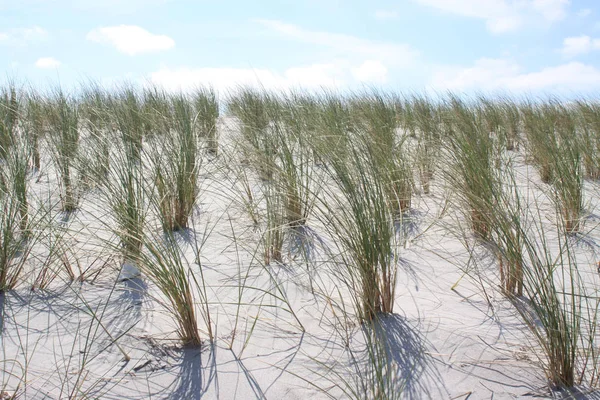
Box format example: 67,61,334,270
1,117,599,399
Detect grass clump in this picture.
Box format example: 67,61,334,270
408,95,442,195
0,133,41,290
228,88,276,180
80,83,112,180
193,86,219,154
318,134,399,322
0,83,19,161
24,89,47,170
112,87,145,162
138,231,203,346
151,93,200,231
46,89,80,212
445,95,500,240
100,140,147,266
350,91,413,217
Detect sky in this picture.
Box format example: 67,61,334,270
1,0,600,96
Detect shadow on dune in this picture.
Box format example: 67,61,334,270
165,344,215,400
288,225,328,265
303,313,445,399
395,209,423,242
370,313,444,399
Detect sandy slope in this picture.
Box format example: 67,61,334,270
1,117,600,399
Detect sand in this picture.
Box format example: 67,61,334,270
1,117,599,399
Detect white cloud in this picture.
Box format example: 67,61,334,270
149,60,390,92
0,26,48,45
577,8,592,17
150,64,344,92
35,57,61,69
351,60,388,83
284,63,346,87
86,25,174,55
430,57,600,92
255,19,418,67
531,0,569,22
412,0,570,33
560,35,600,57
374,10,399,20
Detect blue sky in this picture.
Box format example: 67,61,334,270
1,0,600,95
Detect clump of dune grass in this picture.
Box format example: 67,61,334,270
138,230,204,346
261,178,286,265
447,97,527,295
350,91,413,217
521,102,558,183
46,89,80,212
271,93,323,227
487,161,525,296
100,142,147,266
142,84,172,137
228,87,278,181
24,89,47,170
521,102,584,232
0,133,38,290
317,132,399,322
575,100,600,179
409,95,442,194
112,87,145,161
193,86,219,154
501,98,521,151
150,93,200,231
80,83,111,180
552,105,584,233
310,91,351,166
514,214,595,388
478,95,504,135
445,95,500,240
0,83,19,161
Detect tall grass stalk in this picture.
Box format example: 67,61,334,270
445,95,499,240
47,89,80,212
317,135,398,322
113,87,145,162
193,87,219,154
228,88,277,181
100,145,147,265
351,91,413,216
151,93,199,231
24,89,47,171
0,134,44,290
272,94,322,227
311,91,351,166
409,95,441,194
516,217,586,387
0,83,19,161
261,178,286,265
138,231,202,346
552,105,584,233
81,84,111,180
142,85,171,137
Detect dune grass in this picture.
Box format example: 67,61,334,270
1,83,600,397
138,231,203,346
350,90,413,216
193,86,219,154
46,89,80,212
445,95,500,240
0,83,19,161
317,131,398,322
151,93,200,231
